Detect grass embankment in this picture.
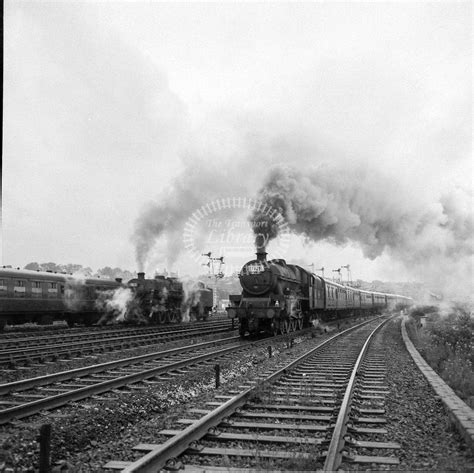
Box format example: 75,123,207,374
407,304,474,407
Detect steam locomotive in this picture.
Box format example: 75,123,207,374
226,251,412,337
0,268,213,330
128,272,213,324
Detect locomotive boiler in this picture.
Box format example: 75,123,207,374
226,251,312,336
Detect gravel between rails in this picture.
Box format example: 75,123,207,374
379,317,473,471
0,329,328,471
3,315,471,472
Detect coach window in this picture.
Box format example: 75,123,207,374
14,280,26,297
32,281,42,297
0,279,7,296
48,282,58,297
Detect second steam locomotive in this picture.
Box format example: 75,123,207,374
128,272,213,324
226,251,412,337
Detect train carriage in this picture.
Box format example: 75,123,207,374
64,276,122,326
309,273,325,311
0,268,122,329
372,291,388,312
359,290,374,311
0,269,67,329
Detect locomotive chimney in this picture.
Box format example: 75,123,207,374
137,272,145,280
255,234,267,261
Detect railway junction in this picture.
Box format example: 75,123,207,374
0,312,472,471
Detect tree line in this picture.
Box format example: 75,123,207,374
23,262,136,281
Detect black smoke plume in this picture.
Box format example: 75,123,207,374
253,163,473,297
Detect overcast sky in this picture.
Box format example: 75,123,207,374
2,1,472,288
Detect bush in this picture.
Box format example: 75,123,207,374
409,304,474,405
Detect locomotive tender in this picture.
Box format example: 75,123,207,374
0,268,213,330
226,251,412,337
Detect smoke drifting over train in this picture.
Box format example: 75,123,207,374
132,125,277,272
253,163,473,298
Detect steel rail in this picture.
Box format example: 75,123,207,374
0,319,231,347
0,323,232,357
322,315,393,471
0,340,253,424
119,316,385,472
0,336,241,395
0,325,234,364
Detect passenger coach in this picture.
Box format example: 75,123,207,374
0,268,121,330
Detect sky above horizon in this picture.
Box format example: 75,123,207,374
2,1,472,292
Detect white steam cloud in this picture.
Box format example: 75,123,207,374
180,278,203,323
95,287,134,323
132,120,279,271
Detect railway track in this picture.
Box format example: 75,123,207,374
104,315,399,472
0,322,221,347
0,319,234,366
0,333,264,424
0,315,231,336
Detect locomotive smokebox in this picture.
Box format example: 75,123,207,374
256,250,267,262
138,272,145,280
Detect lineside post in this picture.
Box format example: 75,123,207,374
214,364,220,389
38,423,51,473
